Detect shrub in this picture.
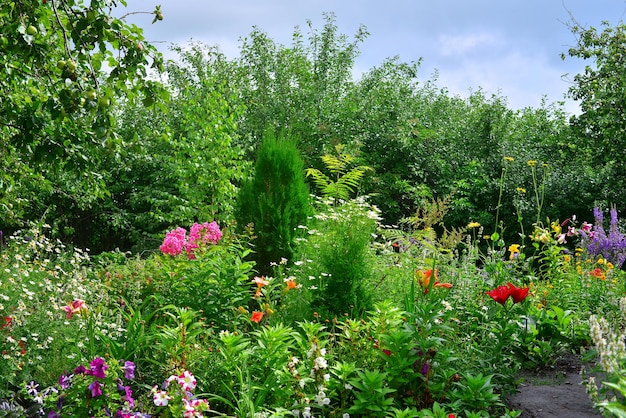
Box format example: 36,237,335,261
236,133,312,276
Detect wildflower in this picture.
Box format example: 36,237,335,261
253,276,269,287
467,221,481,229
527,160,537,167
515,187,526,193
59,373,72,389
88,380,103,397
285,279,297,290
251,311,264,323
153,390,170,406
503,156,514,162
486,283,529,305
124,385,135,408
508,244,521,260
416,269,452,294
61,299,87,319
87,357,108,379
178,370,197,391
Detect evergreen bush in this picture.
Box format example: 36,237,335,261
236,133,312,276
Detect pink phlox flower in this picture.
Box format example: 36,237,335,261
160,227,187,256
178,370,197,391
61,299,87,319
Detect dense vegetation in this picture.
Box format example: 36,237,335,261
4,1,626,417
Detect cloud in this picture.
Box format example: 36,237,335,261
438,32,504,56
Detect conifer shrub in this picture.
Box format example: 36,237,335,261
236,133,312,276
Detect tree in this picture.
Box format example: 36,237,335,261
564,20,626,206
0,0,166,242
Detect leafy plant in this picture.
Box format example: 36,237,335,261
306,143,372,202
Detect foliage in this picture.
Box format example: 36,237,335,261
0,0,167,242
306,144,372,202
236,132,312,276
565,20,626,207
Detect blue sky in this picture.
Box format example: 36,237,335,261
124,1,626,115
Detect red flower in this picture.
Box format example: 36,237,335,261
1,316,11,331
589,268,606,280
250,311,264,323
486,285,510,305
507,282,529,303
486,283,529,305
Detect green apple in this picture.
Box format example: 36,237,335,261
26,25,38,36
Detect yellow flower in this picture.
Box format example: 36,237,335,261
467,221,481,229
607,262,614,270
551,221,561,235
542,163,549,168
527,160,537,167
563,254,571,263
508,244,521,260
503,156,514,162
516,187,526,193
597,258,605,265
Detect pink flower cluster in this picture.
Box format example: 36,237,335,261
160,222,223,259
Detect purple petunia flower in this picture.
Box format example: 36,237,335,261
88,357,108,379
59,373,72,389
88,380,103,397
124,386,135,408
122,361,136,380
73,365,87,375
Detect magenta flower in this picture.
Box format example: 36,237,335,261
88,380,102,397
124,385,135,408
59,373,72,389
88,357,108,379
73,365,87,375
159,227,187,256
61,299,87,319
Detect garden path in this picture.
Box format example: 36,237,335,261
506,355,601,417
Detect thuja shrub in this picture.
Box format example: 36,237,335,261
236,132,312,276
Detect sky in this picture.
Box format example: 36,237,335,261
122,1,626,116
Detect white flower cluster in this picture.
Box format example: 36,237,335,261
589,298,626,374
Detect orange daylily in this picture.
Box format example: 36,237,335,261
416,269,452,294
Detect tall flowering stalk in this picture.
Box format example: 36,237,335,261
582,207,626,269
